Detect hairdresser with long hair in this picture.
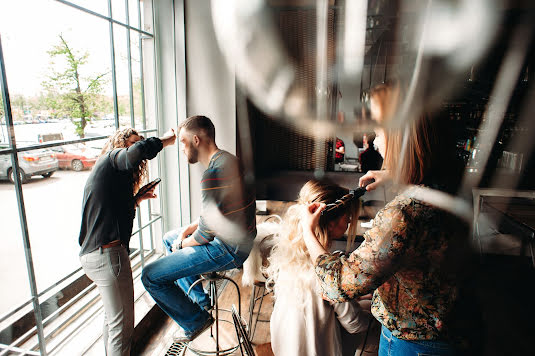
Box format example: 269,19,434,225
78,127,176,355
301,82,471,355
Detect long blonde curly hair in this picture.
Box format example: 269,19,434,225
265,180,360,302
100,128,148,194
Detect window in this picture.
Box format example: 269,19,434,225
0,1,162,354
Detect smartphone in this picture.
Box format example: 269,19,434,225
136,178,161,198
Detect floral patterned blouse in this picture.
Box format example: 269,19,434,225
315,186,469,340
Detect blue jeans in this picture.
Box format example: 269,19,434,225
379,326,457,356
141,228,249,334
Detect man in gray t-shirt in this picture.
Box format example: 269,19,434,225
142,115,256,343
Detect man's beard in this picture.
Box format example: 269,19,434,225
187,146,199,164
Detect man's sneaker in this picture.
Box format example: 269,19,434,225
173,316,215,343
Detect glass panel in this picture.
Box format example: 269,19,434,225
5,146,83,295
141,0,153,35
0,0,114,143
111,0,126,24
0,94,5,142
113,24,133,128
67,0,108,16
140,31,156,130
130,31,143,129
128,0,140,30
0,137,33,321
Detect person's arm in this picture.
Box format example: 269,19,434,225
179,234,202,249
358,169,391,191
171,220,199,251
301,202,329,260
110,129,176,171
332,299,371,334
311,202,409,302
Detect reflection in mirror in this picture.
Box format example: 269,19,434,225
222,0,533,193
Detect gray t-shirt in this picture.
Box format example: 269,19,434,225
192,150,256,253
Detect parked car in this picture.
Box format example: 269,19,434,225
51,144,99,171
0,143,59,183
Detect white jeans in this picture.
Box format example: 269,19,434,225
80,245,134,356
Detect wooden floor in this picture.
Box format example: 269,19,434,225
133,197,535,356
135,201,381,356
136,267,381,356
136,268,277,356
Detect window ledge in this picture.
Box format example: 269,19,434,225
26,252,164,355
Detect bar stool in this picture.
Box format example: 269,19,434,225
186,271,245,356
242,217,280,342
247,279,270,340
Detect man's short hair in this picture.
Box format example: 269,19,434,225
179,115,216,141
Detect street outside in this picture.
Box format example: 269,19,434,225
0,170,91,316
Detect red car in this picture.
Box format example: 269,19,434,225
51,144,100,171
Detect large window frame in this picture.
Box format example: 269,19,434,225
0,1,165,354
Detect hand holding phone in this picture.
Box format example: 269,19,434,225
136,178,161,199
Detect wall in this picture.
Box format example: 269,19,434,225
184,0,237,219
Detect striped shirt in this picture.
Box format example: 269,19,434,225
192,150,257,252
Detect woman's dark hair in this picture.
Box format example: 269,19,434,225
101,127,148,194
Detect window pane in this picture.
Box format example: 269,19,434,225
67,0,108,16
1,94,5,141
141,35,157,130
128,0,140,30
131,31,144,128
5,147,86,294
0,153,33,318
141,0,153,34
111,0,126,24
0,0,114,143
113,24,133,128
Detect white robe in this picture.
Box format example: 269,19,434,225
270,276,371,356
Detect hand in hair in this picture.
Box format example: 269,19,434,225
302,202,326,231
359,170,391,191
301,202,329,262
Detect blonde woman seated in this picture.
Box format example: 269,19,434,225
265,180,372,356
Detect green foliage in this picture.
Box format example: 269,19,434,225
41,34,108,138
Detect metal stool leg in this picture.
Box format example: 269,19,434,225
186,272,245,356
247,284,257,336
247,282,269,341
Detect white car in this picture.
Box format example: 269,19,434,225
0,143,59,183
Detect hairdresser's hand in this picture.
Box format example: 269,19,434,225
134,186,157,208
359,170,391,191
302,202,329,262
302,202,326,232
160,128,177,147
